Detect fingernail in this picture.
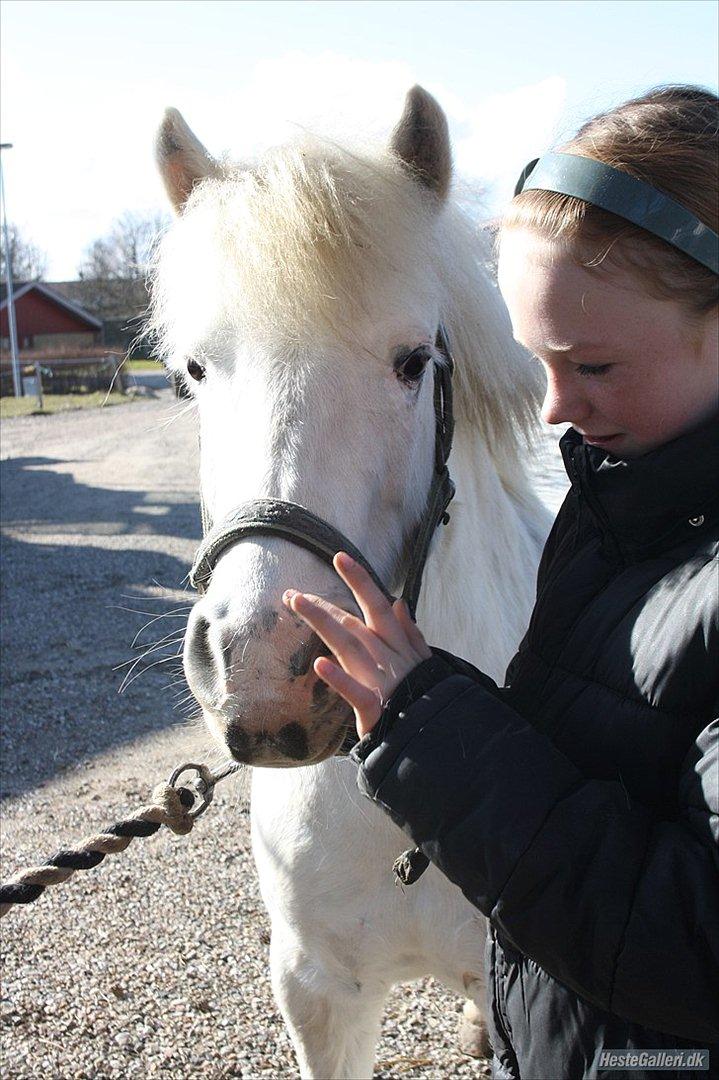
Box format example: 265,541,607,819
283,589,296,602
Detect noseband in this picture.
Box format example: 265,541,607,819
190,323,456,622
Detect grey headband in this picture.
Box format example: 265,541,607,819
514,152,718,275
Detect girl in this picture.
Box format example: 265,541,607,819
282,86,718,1079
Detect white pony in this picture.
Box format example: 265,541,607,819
150,86,550,1078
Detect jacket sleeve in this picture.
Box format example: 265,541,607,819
351,658,719,1043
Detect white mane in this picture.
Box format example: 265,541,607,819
149,134,542,470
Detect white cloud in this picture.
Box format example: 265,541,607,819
453,76,567,206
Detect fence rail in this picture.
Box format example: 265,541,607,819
0,354,126,398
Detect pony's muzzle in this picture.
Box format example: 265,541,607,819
183,600,351,766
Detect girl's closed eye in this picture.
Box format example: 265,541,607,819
576,363,613,377
526,353,614,378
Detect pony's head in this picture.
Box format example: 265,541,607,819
150,86,539,766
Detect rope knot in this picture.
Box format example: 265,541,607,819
149,783,195,835
393,846,430,886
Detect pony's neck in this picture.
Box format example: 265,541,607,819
416,423,547,683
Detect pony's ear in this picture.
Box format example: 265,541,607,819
390,86,451,199
155,107,218,213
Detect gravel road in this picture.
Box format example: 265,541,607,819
0,389,567,1079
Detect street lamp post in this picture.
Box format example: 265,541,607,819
0,143,22,397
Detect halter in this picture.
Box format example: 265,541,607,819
189,324,456,623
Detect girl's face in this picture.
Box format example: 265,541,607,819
497,229,718,457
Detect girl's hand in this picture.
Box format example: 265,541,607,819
282,551,432,739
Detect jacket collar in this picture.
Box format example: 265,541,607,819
559,411,719,557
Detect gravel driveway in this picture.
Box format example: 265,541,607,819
0,389,526,1079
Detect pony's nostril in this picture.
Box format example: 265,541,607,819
184,611,222,706
192,616,214,668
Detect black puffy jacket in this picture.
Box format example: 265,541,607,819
352,416,719,1080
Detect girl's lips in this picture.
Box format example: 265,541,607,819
581,433,622,447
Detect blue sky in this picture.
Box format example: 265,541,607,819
1,0,716,278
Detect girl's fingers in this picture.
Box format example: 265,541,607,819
314,656,382,738
333,552,411,654
281,554,431,725
286,590,389,675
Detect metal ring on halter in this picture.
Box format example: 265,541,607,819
168,763,217,819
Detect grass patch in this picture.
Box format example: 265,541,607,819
124,358,163,372
0,391,133,420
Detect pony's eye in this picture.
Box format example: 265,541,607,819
187,358,206,382
394,345,431,387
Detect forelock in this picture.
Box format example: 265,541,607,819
148,129,544,466
149,136,440,356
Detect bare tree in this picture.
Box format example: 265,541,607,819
78,210,167,282
0,223,48,282
76,210,169,317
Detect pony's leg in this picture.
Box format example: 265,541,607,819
270,930,386,1080
459,995,492,1058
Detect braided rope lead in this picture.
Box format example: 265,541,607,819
0,762,236,918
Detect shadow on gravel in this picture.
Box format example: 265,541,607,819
0,456,202,798
0,456,198,536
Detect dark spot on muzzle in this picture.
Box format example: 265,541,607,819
273,721,309,761
289,633,330,677
311,678,330,709
225,720,252,762
259,607,279,633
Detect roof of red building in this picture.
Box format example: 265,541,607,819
0,281,102,328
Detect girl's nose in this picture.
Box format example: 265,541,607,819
541,374,591,427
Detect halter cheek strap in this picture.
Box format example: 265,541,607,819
514,152,719,275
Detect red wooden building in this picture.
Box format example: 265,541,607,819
0,281,102,353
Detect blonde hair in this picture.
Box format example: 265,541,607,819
502,86,719,313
